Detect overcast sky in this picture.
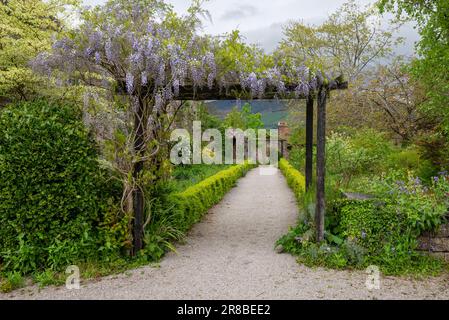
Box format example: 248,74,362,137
83,0,419,55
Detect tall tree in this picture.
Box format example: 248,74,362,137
279,0,402,81
366,58,432,143
0,0,77,105
378,0,449,133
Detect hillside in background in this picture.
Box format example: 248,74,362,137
204,100,288,128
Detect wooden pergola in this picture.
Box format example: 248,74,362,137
174,77,348,241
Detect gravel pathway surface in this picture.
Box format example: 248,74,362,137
2,167,449,300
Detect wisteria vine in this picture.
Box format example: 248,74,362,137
32,0,332,112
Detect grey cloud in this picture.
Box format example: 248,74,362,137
220,4,258,21
243,18,418,56
242,23,284,53
241,18,323,53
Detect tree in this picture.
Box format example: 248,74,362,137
378,1,449,170
279,0,402,81
325,58,433,144
0,0,78,105
378,0,449,136
365,58,433,143
279,0,404,150
223,103,264,130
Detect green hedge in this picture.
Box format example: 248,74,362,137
0,100,119,274
279,158,306,202
168,162,255,231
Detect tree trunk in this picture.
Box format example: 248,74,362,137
131,97,145,255
315,87,327,243
305,94,314,191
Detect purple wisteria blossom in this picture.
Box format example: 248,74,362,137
31,0,341,115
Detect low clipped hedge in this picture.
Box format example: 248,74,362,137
169,162,255,231
279,158,306,202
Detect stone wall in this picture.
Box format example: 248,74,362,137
418,216,449,261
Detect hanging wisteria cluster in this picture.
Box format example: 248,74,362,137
31,0,334,112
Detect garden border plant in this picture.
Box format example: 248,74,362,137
168,162,256,233
277,157,448,276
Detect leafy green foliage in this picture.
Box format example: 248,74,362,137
416,132,449,175
279,158,306,203
223,103,264,130
378,0,449,134
170,164,231,193
326,129,395,187
0,100,121,274
333,199,406,251
142,212,184,262
0,271,25,293
278,154,448,275
353,172,449,234
33,269,64,288
0,0,79,105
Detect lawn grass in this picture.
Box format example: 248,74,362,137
171,164,232,192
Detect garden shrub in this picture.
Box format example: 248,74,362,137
0,271,25,293
332,199,407,254
137,163,254,261
0,100,121,274
277,158,448,275
330,194,446,274
326,130,395,187
335,200,398,243
386,147,436,181
170,164,231,192
168,162,255,232
279,158,306,203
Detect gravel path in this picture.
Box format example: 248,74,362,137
3,167,449,300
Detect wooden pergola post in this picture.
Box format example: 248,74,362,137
305,94,314,191
315,85,327,242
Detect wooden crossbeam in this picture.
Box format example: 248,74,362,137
173,78,348,101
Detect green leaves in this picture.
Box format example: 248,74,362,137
279,158,306,204
168,163,254,233
0,100,119,274
379,0,449,138
0,0,78,103
223,103,264,130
